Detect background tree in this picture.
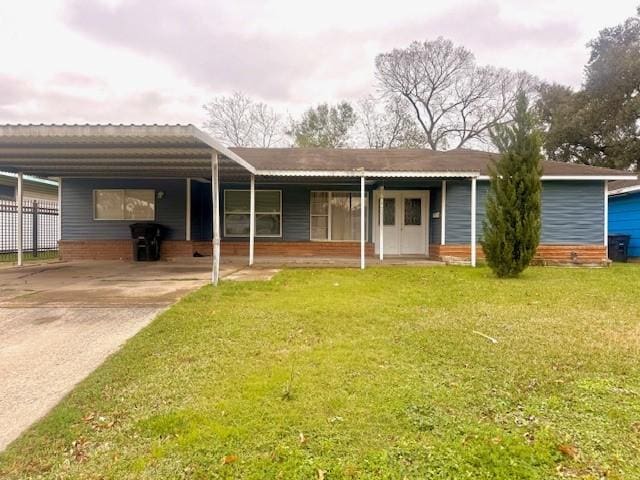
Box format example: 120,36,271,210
538,8,640,170
288,102,357,148
482,93,542,278
356,95,426,148
203,92,284,147
375,37,535,150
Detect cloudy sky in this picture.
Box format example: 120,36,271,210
0,0,637,126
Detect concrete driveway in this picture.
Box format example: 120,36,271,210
0,260,230,451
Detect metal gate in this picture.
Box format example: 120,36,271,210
0,199,59,263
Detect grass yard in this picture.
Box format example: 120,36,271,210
1,265,640,479
0,250,58,263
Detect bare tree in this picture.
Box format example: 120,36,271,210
203,92,284,147
375,37,535,150
356,95,426,148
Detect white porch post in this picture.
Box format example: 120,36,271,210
379,186,384,261
441,180,446,245
249,174,255,266
17,172,23,266
360,175,366,270
470,177,477,267
604,180,609,257
211,154,221,285
186,178,191,241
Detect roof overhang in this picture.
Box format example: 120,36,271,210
0,124,256,178
255,170,480,178
608,184,640,196
478,175,638,181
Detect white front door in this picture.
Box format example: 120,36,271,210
400,194,427,254
381,194,400,255
375,190,429,256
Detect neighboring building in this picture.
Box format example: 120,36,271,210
0,172,58,202
0,125,636,275
608,179,640,260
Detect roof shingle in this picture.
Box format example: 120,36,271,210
231,147,634,177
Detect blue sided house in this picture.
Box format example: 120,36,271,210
608,180,640,260
0,125,636,282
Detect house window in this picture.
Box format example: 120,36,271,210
224,190,282,237
93,189,155,220
310,191,368,241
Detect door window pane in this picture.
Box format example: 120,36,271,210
383,198,396,226
404,198,422,226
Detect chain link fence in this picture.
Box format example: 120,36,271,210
0,199,59,263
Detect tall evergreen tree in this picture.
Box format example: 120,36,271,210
482,93,542,278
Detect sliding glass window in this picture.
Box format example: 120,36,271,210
310,191,367,241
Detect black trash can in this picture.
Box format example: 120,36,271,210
608,234,631,262
129,223,163,261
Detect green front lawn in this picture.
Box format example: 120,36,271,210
2,266,640,479
0,250,58,263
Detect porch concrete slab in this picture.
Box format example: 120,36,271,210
222,255,445,268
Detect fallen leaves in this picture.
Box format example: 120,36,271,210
82,412,116,431
69,438,89,463
221,454,238,465
558,444,579,459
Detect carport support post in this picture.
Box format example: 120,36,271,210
379,186,384,261
470,177,477,267
441,180,446,245
186,178,191,242
57,177,62,243
17,172,23,266
211,154,221,285
249,174,255,266
360,175,365,270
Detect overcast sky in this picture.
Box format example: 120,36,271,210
0,0,637,126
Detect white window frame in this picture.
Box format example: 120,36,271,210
93,189,156,221
310,190,368,242
223,189,282,238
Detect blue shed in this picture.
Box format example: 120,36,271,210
608,180,640,259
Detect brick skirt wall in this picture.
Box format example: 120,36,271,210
221,241,374,257
60,240,605,264
60,240,375,261
430,244,608,265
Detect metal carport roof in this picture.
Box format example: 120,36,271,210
0,124,255,178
